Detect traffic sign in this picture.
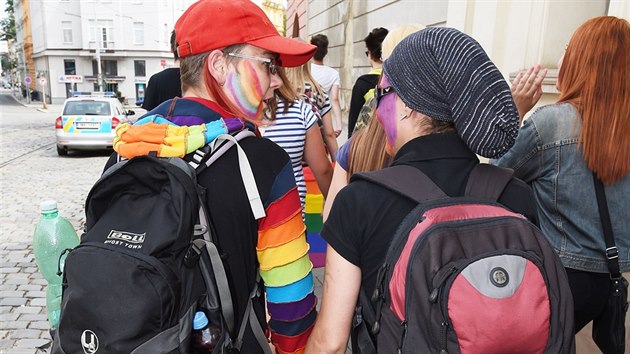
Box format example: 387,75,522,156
24,76,32,85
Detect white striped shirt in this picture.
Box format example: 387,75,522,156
262,99,319,207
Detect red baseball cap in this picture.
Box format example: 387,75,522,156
175,0,316,67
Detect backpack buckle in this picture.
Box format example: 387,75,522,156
184,239,204,268
194,224,207,237
606,247,619,260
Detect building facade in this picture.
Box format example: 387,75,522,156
288,0,630,112
14,0,196,104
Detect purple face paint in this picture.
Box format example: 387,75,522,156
376,74,398,151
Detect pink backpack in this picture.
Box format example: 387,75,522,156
351,164,575,354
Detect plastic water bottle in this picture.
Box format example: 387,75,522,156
33,200,79,330
191,311,221,353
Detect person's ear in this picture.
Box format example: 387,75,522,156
206,50,228,86
403,106,413,118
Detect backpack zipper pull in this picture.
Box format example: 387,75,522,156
440,321,449,354
430,266,458,303
371,263,389,302
371,264,389,334
396,320,408,354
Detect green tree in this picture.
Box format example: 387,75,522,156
1,0,16,41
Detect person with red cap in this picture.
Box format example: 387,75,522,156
104,1,318,353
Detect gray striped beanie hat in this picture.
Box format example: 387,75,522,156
382,27,518,158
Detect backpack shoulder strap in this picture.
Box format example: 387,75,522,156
189,130,265,220
353,165,447,203
464,164,514,201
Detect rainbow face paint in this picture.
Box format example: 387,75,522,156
226,60,266,120
376,74,398,152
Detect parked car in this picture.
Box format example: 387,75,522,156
55,94,135,155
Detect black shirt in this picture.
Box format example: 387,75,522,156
347,73,380,138
142,67,182,111
321,133,538,303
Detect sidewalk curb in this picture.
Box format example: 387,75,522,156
7,91,52,113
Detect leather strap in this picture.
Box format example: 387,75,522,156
592,172,621,278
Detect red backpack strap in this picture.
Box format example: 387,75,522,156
464,164,514,201
352,165,447,203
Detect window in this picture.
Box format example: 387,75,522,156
63,101,111,116
64,60,76,75
164,23,168,46
134,60,146,77
62,21,73,43
133,22,144,45
88,19,114,49
92,59,118,76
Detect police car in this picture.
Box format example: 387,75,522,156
55,92,135,155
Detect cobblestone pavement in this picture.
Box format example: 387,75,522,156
0,91,113,353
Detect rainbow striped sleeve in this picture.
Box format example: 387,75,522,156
258,160,316,354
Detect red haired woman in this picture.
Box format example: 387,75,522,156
496,16,630,351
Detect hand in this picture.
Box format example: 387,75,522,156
512,64,547,124
334,129,342,137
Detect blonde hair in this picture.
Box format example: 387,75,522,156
285,63,326,98
381,24,426,60
275,66,298,113
347,111,391,178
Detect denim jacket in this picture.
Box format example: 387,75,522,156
495,103,629,273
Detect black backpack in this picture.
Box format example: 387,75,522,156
52,131,272,354
351,164,575,354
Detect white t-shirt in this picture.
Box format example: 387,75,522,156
311,63,340,95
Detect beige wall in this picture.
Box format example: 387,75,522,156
446,0,621,112
298,0,628,115
286,0,309,38
305,0,448,108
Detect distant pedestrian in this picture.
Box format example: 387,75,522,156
141,30,182,111
347,27,388,138
310,34,343,137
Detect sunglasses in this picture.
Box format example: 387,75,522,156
375,86,395,106
227,52,279,75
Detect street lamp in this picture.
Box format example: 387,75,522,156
95,26,104,92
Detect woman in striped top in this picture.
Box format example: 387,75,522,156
261,67,333,208
287,62,339,162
